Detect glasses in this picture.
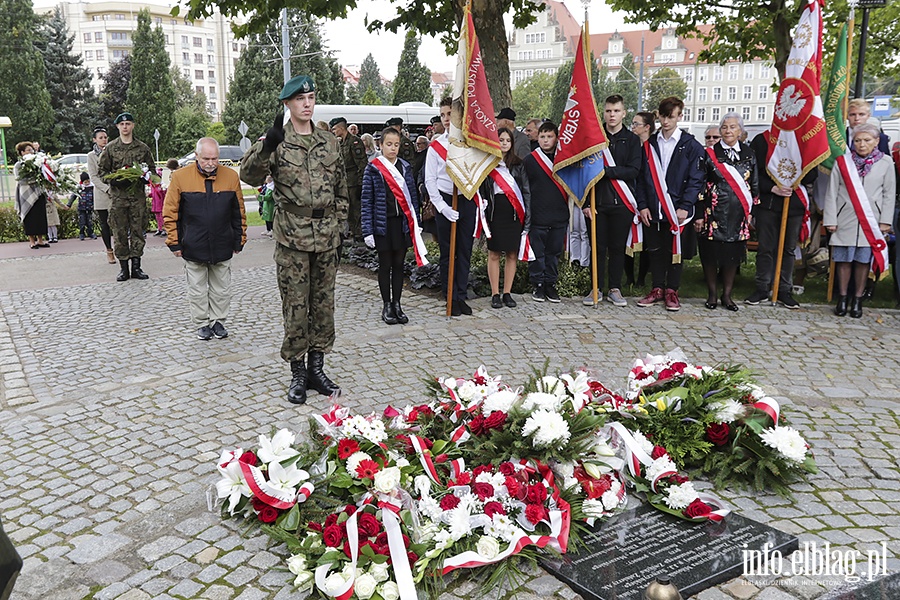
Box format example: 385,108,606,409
705,135,721,140
631,122,646,127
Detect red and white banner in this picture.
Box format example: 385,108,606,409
834,152,890,273
705,147,753,220
372,156,429,266
602,148,642,252
644,141,684,263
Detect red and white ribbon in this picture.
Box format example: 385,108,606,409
706,146,753,220
473,190,492,239
602,148,642,252
797,185,811,244
835,152,889,274
751,397,780,424
518,232,535,261
644,141,684,263
411,435,441,484
373,156,429,267
314,509,359,600
41,160,57,184
378,498,417,600
238,461,313,510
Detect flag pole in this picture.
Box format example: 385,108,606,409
446,186,459,316
829,12,854,303
771,197,791,305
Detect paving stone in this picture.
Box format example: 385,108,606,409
66,533,131,564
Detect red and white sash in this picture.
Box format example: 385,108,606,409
835,153,889,274
644,141,683,263
372,156,429,267
518,232,535,261
796,186,811,244
429,137,448,161
475,163,529,242
531,149,567,201
705,146,753,220
601,148,642,252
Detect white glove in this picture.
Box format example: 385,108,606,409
364,234,376,249
439,205,459,222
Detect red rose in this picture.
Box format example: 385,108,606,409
483,411,507,430
483,501,506,517
307,521,323,532
359,539,376,554
440,494,460,510
498,462,516,476
343,539,352,558
504,476,521,498
671,361,687,374
525,503,548,524
323,524,344,547
355,459,380,480
376,543,390,556
651,445,668,459
407,551,418,566
407,409,419,423
344,504,357,516
669,473,690,485
434,453,449,463
337,438,360,460
250,496,267,511
684,498,712,519
472,482,494,500
402,534,410,548
325,513,338,528
395,435,414,454
706,422,731,446
469,415,486,435
525,483,547,504
414,404,434,417
258,506,279,523
472,465,493,477
358,512,381,538
239,451,258,466
375,532,388,546
454,472,471,486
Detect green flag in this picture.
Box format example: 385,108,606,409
821,22,849,172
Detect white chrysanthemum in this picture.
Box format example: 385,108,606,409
485,513,518,542
418,495,442,520
645,456,677,482
483,389,518,414
582,498,607,518
522,409,571,448
759,426,808,463
663,481,699,510
346,451,372,477
414,474,432,498
522,391,561,412
706,399,745,423
457,380,477,400
601,481,623,511
743,384,766,400
630,429,655,456
448,506,473,540
433,528,453,548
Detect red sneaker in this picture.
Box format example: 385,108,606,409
636,287,665,307
665,288,681,311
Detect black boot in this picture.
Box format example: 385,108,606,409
382,302,398,325
834,295,848,316
116,260,130,282
392,301,408,324
307,350,340,396
131,257,149,280
287,359,308,405
849,296,863,319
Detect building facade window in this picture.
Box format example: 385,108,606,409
758,85,768,99
110,32,127,41
524,32,546,44
698,87,707,102
684,67,693,82
757,106,766,121
699,66,708,81
195,85,203,94
698,107,706,121
94,32,103,42
743,64,754,79
728,65,738,80
743,85,752,100
711,107,720,122
683,107,691,120
713,66,723,81
83,32,91,43
712,87,721,101
727,86,736,101
193,36,203,47
181,35,189,46
195,69,204,79
85,50,93,60
685,88,692,102
741,106,751,121
194,53,203,63
112,49,128,59
95,49,104,60
659,52,676,63
759,63,771,79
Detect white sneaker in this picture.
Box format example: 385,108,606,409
606,288,627,307
582,291,602,305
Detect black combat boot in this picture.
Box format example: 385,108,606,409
287,359,308,405
131,257,149,280
116,260,130,282
307,351,340,396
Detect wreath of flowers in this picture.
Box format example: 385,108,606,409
16,152,77,194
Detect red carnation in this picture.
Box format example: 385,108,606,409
706,422,731,446
358,512,381,538
483,411,507,430
407,409,419,423
258,506,279,523
355,459,380,480
671,362,687,374
498,462,516,476
684,498,712,518
239,451,258,466
323,525,343,547
337,438,360,460
525,503,548,524
525,483,547,504
434,453,449,463
307,521,323,532
472,465,493,478
483,501,506,518
440,494,460,510
472,482,494,500
505,476,523,499
454,472,472,486
651,445,669,459
657,368,675,380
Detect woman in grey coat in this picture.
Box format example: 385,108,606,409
87,127,116,264
824,122,896,318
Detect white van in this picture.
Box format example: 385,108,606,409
312,102,438,135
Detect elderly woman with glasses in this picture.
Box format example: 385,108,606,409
695,113,759,311
704,125,722,148
824,122,895,318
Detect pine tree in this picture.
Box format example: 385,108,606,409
358,54,386,105
392,31,433,105
286,12,344,104
35,7,100,154
616,54,640,114
221,33,281,144
99,55,130,126
345,85,361,104
170,68,210,157
360,86,379,106
0,0,52,158
127,9,176,157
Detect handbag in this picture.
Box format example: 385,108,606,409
421,197,436,222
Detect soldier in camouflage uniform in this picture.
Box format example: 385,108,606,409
98,112,156,282
386,117,416,164
329,116,368,243
241,75,349,405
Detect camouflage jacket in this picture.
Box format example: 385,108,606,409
241,122,348,253
341,133,368,188
97,137,155,203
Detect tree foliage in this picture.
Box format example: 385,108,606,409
644,67,688,115
615,54,640,114
170,67,211,157
99,55,131,126
392,31,434,105
127,9,176,157
511,71,555,122
360,86,380,106
358,54,387,105
0,0,52,159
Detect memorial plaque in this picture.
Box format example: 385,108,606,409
540,503,799,600
829,572,900,600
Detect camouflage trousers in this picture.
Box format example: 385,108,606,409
347,185,362,239
110,196,148,260
274,243,339,362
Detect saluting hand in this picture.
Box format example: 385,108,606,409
263,111,286,153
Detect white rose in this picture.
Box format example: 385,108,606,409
443,377,457,390
324,572,346,595
354,573,377,599
373,466,402,493
369,561,390,583
379,581,400,600
475,535,501,560
292,570,314,592
287,554,307,574
341,563,358,580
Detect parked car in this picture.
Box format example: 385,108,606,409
57,153,89,171
177,145,245,167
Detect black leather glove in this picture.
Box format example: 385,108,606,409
262,111,285,154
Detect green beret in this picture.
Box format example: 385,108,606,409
329,117,347,128
279,75,316,100
114,112,135,124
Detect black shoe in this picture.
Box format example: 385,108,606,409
532,285,545,302
705,298,717,310
545,286,560,303
116,260,130,282
392,301,408,324
79,234,85,241
834,295,848,316
777,294,799,310
382,302,398,324
458,300,473,315
503,293,517,308
288,359,308,405
197,326,213,340
130,257,149,280
90,235,97,239
307,351,340,396
744,289,768,305
450,301,462,316
849,296,863,319
491,294,502,309
211,322,228,339
721,295,738,311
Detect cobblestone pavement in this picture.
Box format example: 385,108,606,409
1,238,898,600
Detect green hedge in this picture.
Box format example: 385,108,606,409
0,201,156,242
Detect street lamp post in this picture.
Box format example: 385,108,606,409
0,116,11,203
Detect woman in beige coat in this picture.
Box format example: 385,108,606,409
824,123,896,318
87,127,116,263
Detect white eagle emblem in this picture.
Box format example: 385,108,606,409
564,86,579,113
775,85,806,121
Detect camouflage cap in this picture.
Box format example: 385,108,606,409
114,112,135,124
279,75,316,100
329,117,348,128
